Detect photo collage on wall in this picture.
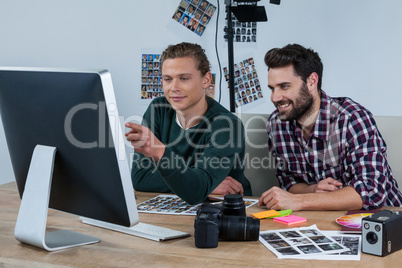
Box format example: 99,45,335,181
141,53,163,100
224,57,263,109
225,15,257,43
172,0,217,36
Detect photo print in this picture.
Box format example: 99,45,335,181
224,57,263,109
273,230,362,261
141,53,164,100
206,73,216,99
259,225,351,260
330,233,361,257
225,15,257,43
172,0,217,36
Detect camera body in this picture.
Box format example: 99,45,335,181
362,210,402,256
194,204,221,248
194,194,260,248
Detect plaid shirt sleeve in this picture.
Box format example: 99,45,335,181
343,110,402,209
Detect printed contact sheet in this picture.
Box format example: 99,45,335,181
172,0,217,36
137,194,258,215
141,53,163,100
259,225,355,260
224,57,264,109
225,15,257,43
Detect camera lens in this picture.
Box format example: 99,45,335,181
222,194,246,216
366,231,378,245
219,215,260,241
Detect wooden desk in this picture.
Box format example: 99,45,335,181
0,182,401,267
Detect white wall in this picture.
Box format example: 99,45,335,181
1,0,401,184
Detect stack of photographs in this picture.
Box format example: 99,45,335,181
141,53,163,100
172,0,217,36
224,57,264,109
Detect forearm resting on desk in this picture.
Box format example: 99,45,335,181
289,178,343,194
296,186,363,210
259,186,363,211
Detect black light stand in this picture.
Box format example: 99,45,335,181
224,0,280,112
225,2,236,112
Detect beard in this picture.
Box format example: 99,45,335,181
277,82,314,122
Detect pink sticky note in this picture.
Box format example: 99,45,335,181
273,215,306,225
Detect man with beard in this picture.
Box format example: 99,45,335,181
259,44,402,211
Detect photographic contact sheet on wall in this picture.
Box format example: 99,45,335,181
172,0,217,36
225,15,257,43
224,57,264,110
141,53,163,100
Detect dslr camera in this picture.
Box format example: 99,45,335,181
362,210,402,256
194,194,260,248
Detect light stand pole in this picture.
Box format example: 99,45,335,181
223,0,279,113
224,1,236,112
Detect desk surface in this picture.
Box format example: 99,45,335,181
0,182,401,267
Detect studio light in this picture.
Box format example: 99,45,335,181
231,0,268,22
225,0,281,112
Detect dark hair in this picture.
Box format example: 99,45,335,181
161,42,210,76
264,44,323,90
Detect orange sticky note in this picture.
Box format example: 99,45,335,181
252,210,280,219
273,215,307,225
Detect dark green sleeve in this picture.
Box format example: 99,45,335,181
131,99,172,193
156,115,246,205
131,152,172,193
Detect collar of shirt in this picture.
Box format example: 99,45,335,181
292,90,340,143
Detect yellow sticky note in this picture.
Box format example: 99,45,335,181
252,210,280,219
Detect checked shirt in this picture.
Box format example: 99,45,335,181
267,91,402,209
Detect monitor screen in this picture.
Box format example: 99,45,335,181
0,67,138,227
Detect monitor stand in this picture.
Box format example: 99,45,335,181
14,145,100,251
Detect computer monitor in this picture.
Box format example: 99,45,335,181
0,67,139,250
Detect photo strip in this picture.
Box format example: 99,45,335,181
206,73,216,99
141,53,163,100
224,57,263,109
172,0,217,36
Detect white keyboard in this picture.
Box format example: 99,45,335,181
80,217,190,242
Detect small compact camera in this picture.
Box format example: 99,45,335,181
194,194,260,248
362,210,402,256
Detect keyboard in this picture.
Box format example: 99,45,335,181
80,217,191,242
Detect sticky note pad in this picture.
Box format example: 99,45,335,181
273,215,307,225
267,209,292,218
252,210,280,219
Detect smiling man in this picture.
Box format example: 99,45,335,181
125,42,251,205
259,44,402,211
